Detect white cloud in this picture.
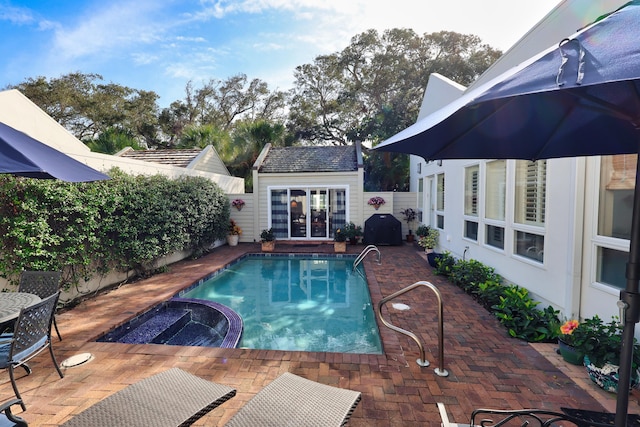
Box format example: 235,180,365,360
131,52,159,66
50,1,165,60
0,4,34,24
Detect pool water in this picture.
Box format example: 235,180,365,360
181,255,383,354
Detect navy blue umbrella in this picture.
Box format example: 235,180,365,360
0,122,109,182
376,2,640,425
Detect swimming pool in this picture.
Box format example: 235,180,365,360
180,254,383,354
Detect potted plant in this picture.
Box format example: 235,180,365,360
556,319,586,365
333,228,347,252
227,219,242,246
260,228,276,252
367,196,386,210
573,315,640,393
416,224,429,239
343,222,363,244
400,208,418,242
418,227,440,267
231,198,245,211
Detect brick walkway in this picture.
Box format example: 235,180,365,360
1,242,638,426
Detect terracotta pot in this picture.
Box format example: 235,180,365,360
334,241,347,253
261,241,275,252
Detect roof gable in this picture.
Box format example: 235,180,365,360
118,148,203,168
259,146,358,173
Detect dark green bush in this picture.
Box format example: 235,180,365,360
432,251,560,343
492,285,560,342
433,251,455,276
0,169,229,294
472,279,506,310
449,258,498,292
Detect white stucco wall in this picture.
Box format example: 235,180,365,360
417,157,582,318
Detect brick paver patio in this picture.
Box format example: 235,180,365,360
1,242,638,426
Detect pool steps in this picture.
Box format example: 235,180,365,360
117,308,190,344
97,298,243,348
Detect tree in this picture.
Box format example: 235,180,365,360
178,124,230,149
8,73,160,144
86,127,142,154
288,29,501,189
216,120,288,191
159,75,289,147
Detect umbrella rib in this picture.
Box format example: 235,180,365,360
430,100,513,161
571,86,640,126
531,103,580,161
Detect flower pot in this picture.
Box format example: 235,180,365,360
584,355,640,393
261,241,275,252
334,241,346,253
226,234,239,246
557,339,584,365
373,204,380,210
427,252,441,267
349,237,359,245
235,205,243,211
406,234,415,242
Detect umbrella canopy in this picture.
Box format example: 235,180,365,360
0,122,109,182
375,2,640,426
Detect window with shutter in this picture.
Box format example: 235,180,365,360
515,160,546,226
464,165,479,241
514,160,546,263
436,173,445,229
484,161,505,249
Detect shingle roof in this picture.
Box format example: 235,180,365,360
119,148,202,168
259,146,358,173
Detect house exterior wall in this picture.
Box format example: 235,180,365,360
228,194,256,243
252,171,362,242
392,192,419,237
190,146,232,176
415,156,583,319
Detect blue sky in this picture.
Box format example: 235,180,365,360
0,0,560,108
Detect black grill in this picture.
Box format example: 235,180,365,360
363,214,403,246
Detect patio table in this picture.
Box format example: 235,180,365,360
0,292,41,325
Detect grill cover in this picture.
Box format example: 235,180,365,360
363,214,402,246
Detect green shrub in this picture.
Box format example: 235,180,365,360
433,251,455,276
0,168,229,294
415,224,429,237
491,285,560,342
434,251,560,343
449,259,498,292
472,278,506,310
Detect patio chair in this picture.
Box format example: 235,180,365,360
0,292,64,411
224,372,362,427
0,398,27,427
436,402,631,427
18,271,62,341
59,368,236,427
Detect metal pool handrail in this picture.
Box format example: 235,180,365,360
353,245,381,270
377,281,448,376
